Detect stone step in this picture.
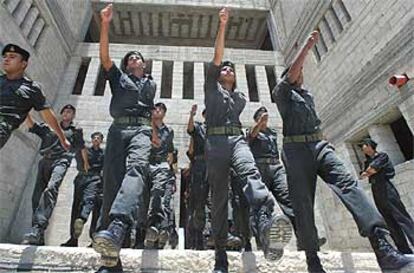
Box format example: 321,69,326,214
0,243,386,273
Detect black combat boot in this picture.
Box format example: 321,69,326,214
144,226,159,249
369,228,414,271
60,237,78,247
252,200,292,261
21,226,45,246
169,228,179,249
93,219,127,267
305,251,326,273
212,249,229,273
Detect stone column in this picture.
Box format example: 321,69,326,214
151,60,163,100
368,125,405,166
172,61,183,99
82,57,101,96
255,65,271,103
235,64,249,101
193,62,205,102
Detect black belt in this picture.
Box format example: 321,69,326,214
113,116,151,126
283,132,324,144
255,158,280,165
207,126,242,136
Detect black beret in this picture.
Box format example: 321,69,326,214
221,60,235,70
2,44,30,61
359,138,378,149
155,102,167,113
121,51,145,72
91,131,104,140
253,106,268,120
60,104,76,114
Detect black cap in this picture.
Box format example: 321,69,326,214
121,51,145,72
155,102,167,113
253,106,268,120
60,104,76,114
91,131,104,140
2,44,30,61
221,60,235,70
359,138,378,150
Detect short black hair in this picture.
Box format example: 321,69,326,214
359,138,378,150
60,104,76,114
155,102,167,113
91,132,104,140
121,51,145,72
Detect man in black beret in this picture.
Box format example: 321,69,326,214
22,104,86,245
360,138,414,254
0,43,70,150
61,131,105,247
272,30,414,272
204,8,288,273
92,4,157,272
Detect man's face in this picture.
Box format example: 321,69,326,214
61,109,75,123
361,144,374,156
2,52,27,74
91,135,103,146
219,66,235,86
152,106,166,120
126,54,145,71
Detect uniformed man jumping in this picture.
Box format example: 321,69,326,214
186,104,209,250
22,104,85,245
206,8,291,273
360,138,414,254
92,4,157,273
144,102,175,249
61,131,105,247
272,30,414,272
0,44,70,150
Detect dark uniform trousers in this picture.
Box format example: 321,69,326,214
100,123,152,231
147,161,173,231
188,159,209,233
163,172,176,231
282,140,386,251
230,172,251,242
372,181,414,253
68,171,103,239
206,135,273,250
32,156,72,229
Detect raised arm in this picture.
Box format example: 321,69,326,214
100,4,114,71
249,112,268,140
213,7,229,66
287,31,319,83
39,108,70,150
187,104,197,134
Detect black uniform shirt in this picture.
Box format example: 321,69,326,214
364,152,395,184
0,75,50,129
272,75,321,136
204,62,246,128
75,146,104,173
248,128,279,159
105,64,156,119
151,124,174,161
188,121,206,157
29,122,85,159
